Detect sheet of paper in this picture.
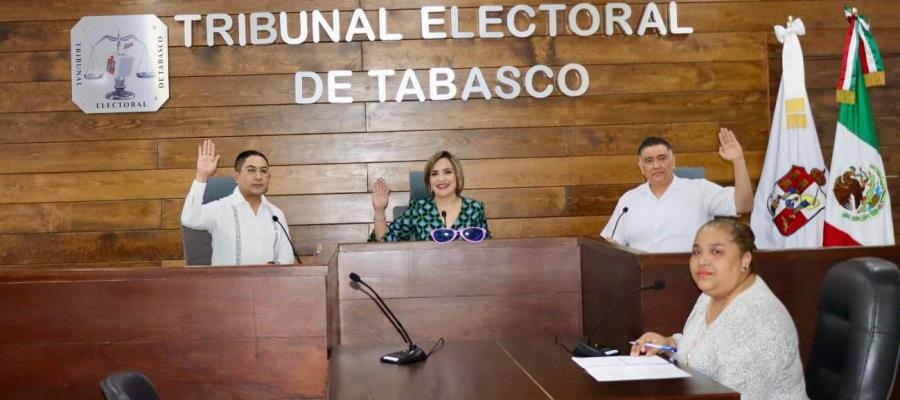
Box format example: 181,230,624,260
571,355,690,382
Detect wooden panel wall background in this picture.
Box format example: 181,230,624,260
0,0,897,267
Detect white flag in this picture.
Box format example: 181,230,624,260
750,18,828,249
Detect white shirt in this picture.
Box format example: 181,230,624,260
673,277,808,400
181,180,295,266
601,176,737,253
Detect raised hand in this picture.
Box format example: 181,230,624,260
717,127,745,163
196,139,221,182
372,177,390,211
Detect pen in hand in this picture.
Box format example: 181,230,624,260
629,341,678,353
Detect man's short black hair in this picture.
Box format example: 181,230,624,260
637,137,673,155
235,150,270,171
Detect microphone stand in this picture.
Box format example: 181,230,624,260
350,273,427,365
572,280,665,357
272,215,301,264
608,207,629,239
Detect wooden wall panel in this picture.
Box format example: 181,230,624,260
817,117,900,148
5,2,898,52
0,201,161,234
1,43,358,83
156,128,567,167
367,1,900,37
808,87,899,120
363,33,765,70
781,56,900,89
0,0,897,267
0,61,767,112
0,1,359,22
0,104,366,144
0,165,366,204
768,28,900,57
567,120,771,155
290,224,371,255
491,215,608,238
161,186,567,228
0,140,158,173
0,230,183,265
367,153,765,190
367,91,768,131
362,0,893,10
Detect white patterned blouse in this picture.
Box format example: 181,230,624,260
673,276,809,400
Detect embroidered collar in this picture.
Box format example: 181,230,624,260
224,186,272,212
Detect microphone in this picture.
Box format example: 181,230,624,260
272,215,301,264
348,272,427,365
608,206,629,240
440,210,448,228
572,279,665,357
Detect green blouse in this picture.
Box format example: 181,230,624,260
370,197,491,242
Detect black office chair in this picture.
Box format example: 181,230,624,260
181,176,237,266
805,257,900,400
391,170,429,219
100,370,160,400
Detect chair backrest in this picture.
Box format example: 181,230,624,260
673,167,705,179
805,257,900,400
409,170,429,201
182,176,237,266
100,370,160,400
391,170,430,219
202,176,238,203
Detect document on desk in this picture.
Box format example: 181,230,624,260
571,356,690,382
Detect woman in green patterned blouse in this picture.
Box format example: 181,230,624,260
370,150,491,242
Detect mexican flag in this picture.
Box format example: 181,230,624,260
823,6,894,246
750,18,828,249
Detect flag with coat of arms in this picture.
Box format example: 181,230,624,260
750,17,828,249
823,6,894,246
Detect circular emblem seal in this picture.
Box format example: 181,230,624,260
833,164,888,222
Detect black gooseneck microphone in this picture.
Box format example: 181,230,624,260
572,279,665,357
348,272,428,365
608,207,629,239
272,215,301,264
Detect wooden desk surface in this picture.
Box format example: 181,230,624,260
328,340,738,399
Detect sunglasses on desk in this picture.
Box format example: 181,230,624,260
429,227,488,243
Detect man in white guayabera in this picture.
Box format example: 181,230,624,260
181,139,296,265
600,129,754,253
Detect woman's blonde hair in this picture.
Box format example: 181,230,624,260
423,150,464,196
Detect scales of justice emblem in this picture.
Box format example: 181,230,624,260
83,30,156,100
70,15,169,114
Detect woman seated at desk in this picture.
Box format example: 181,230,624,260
370,150,490,242
630,218,808,400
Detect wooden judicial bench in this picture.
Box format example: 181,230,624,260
0,238,896,399
0,260,334,400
